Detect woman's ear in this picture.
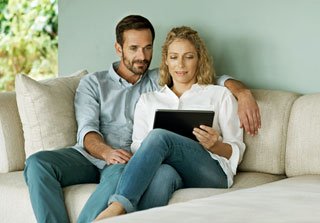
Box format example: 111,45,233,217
115,42,122,57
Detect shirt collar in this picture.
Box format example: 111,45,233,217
160,83,203,94
109,62,121,83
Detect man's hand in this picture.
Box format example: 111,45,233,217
237,89,261,136
83,131,132,165
101,148,133,165
224,79,261,136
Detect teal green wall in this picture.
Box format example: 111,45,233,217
59,0,320,94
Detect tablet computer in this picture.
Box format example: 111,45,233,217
153,109,215,141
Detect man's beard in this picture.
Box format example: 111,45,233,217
123,55,151,75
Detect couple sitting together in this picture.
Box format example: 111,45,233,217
24,15,260,223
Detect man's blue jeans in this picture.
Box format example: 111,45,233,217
24,148,183,223
109,129,228,213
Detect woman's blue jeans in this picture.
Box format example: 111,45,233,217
109,129,228,213
24,147,183,223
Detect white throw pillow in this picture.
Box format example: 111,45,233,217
15,70,88,158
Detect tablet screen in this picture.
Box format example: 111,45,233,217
153,109,215,141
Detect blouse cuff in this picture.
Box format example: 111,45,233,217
225,141,240,175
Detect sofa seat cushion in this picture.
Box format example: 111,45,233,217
64,184,97,223
0,171,97,223
169,171,285,204
0,171,36,223
0,170,285,222
106,175,320,223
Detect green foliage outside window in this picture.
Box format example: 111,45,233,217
0,0,58,91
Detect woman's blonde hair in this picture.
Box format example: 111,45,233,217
159,26,215,87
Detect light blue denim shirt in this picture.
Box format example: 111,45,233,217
73,61,232,169
73,62,160,169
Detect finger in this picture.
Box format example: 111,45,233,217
193,128,210,141
240,114,250,134
193,132,200,142
247,112,255,135
194,127,214,137
108,159,118,165
252,111,260,135
117,149,133,160
199,125,211,132
193,130,207,143
255,109,261,129
118,149,133,156
239,121,244,129
193,132,213,150
115,155,130,163
192,131,207,146
193,129,216,148
112,153,129,164
200,126,221,139
113,156,128,164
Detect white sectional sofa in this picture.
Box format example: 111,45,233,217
0,73,319,222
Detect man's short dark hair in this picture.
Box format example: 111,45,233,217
116,15,155,46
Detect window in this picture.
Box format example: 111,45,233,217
0,0,58,91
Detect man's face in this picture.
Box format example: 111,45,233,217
117,29,153,76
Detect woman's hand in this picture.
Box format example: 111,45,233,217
193,125,219,150
193,125,232,159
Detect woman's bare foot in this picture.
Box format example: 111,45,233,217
94,202,126,221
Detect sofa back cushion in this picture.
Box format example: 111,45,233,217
0,92,25,173
238,89,300,175
285,93,320,177
15,70,88,158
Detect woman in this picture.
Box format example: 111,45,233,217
95,26,245,220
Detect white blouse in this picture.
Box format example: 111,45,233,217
131,84,245,187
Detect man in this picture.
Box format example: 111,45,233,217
24,15,260,223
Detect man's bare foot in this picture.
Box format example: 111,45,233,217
94,202,126,221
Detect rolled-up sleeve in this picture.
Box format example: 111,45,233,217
74,75,103,147
219,91,246,175
131,94,151,153
216,75,235,86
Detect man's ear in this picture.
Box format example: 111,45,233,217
115,42,122,57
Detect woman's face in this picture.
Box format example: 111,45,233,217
166,39,198,86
